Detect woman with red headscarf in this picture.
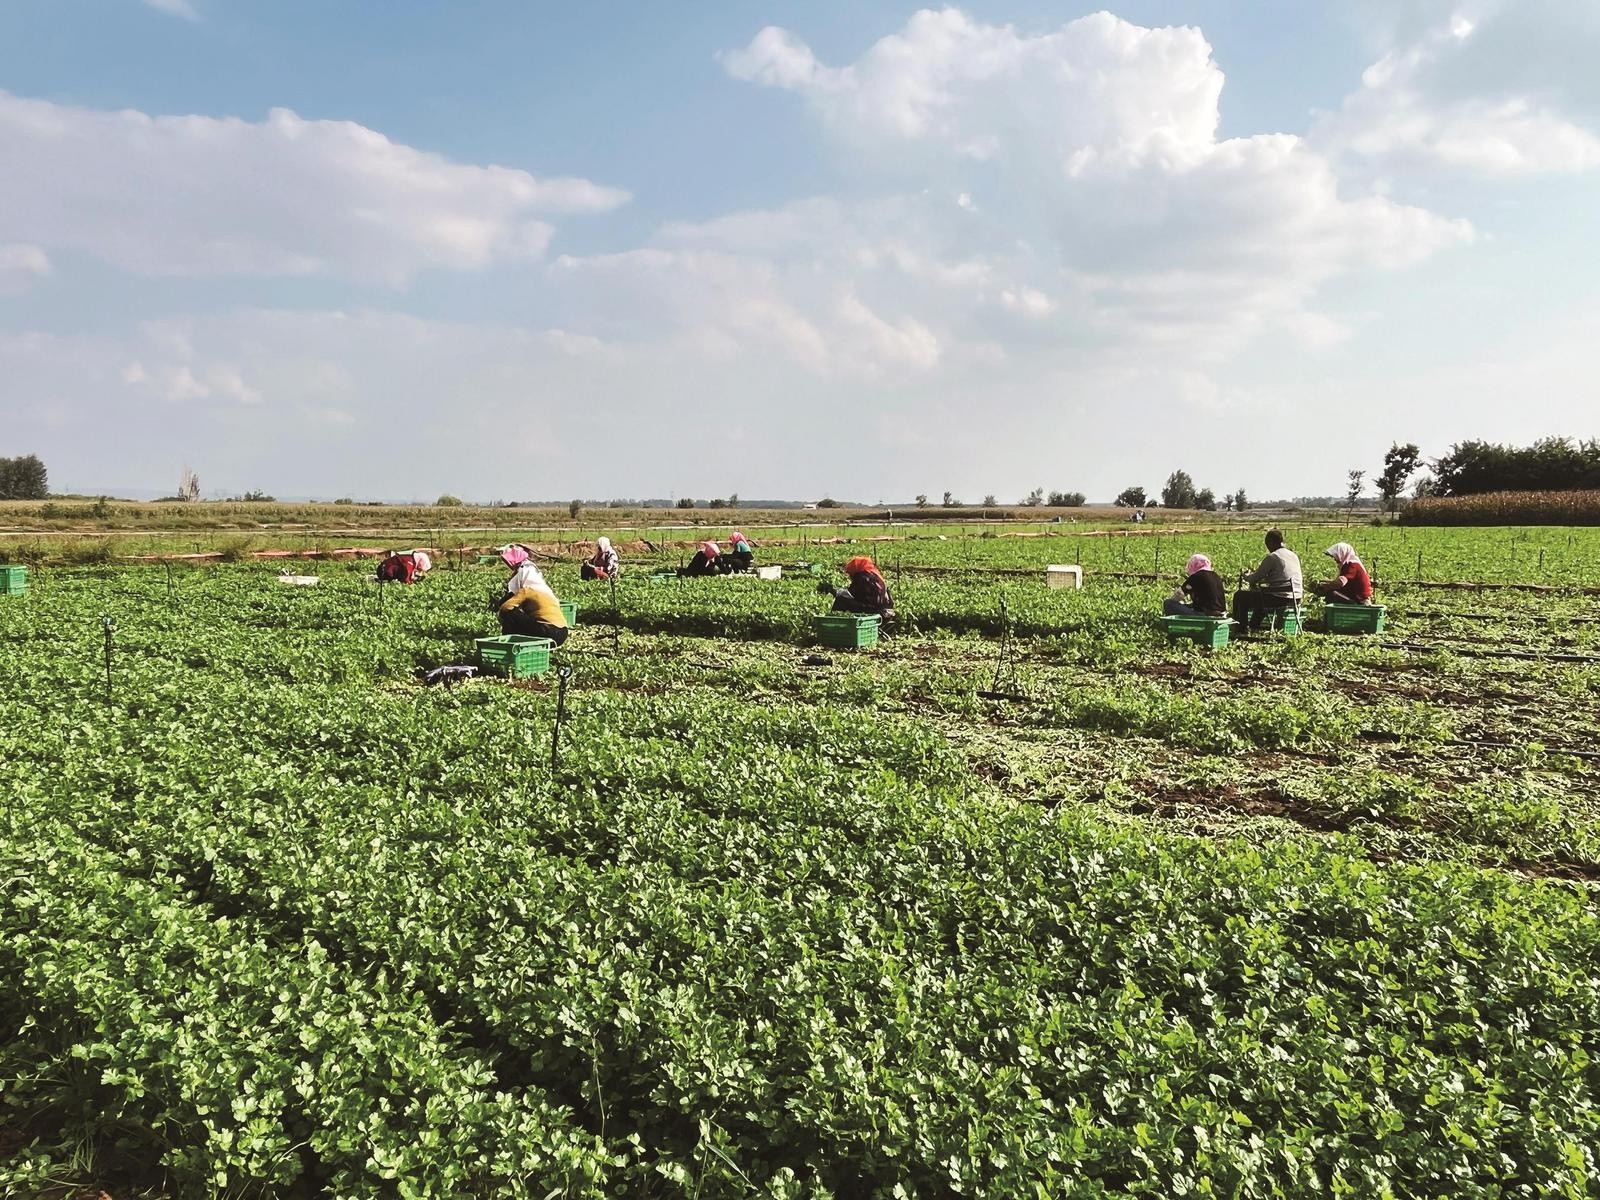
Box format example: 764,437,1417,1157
821,556,895,623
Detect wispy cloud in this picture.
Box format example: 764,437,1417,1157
143,0,200,21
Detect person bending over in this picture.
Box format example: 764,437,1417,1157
582,536,619,581
821,556,896,624
1164,553,1226,617
680,541,720,577
1231,529,1302,633
376,549,431,584
495,581,569,646
1316,542,1373,604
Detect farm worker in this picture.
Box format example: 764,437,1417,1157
1164,553,1227,617
725,531,756,574
1231,529,1303,632
376,549,431,584
1316,543,1374,604
680,541,720,577
581,536,620,581
821,556,896,623
499,544,549,596
496,582,569,646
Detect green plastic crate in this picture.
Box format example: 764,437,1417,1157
475,634,553,678
560,600,578,627
1262,607,1302,636
0,565,27,595
1162,614,1233,648
815,613,880,649
1325,602,1386,634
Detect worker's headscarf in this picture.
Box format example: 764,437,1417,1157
1325,542,1360,567
699,541,720,557
730,530,751,548
1185,553,1211,577
411,551,432,573
844,556,880,577
596,536,612,555
500,544,529,568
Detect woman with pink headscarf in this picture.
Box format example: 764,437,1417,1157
1163,552,1227,617
1316,543,1373,603
679,540,720,577
725,531,756,574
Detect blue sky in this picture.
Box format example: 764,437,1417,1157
2,0,1597,501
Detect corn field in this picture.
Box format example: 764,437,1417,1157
1404,489,1600,526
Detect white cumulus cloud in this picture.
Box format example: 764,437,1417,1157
721,9,1470,359
1322,0,1600,177
0,91,629,285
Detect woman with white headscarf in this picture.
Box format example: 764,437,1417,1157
1163,553,1227,617
497,544,548,597
1316,543,1373,604
582,536,620,581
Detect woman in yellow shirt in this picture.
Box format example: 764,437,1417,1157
496,583,568,645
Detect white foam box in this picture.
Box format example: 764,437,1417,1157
1046,564,1083,589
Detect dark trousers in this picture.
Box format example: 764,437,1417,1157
1231,591,1294,631
498,612,569,645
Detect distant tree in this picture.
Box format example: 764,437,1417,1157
1021,487,1044,507
816,497,841,508
1195,488,1217,511
1377,442,1421,514
569,498,582,519
915,494,929,509
435,494,463,507
707,497,726,509
237,490,275,502
727,493,739,507
1114,486,1147,508
334,497,354,505
1231,488,1247,512
1431,436,1600,496
1047,491,1086,507
982,494,997,507
675,497,696,509
179,466,200,503
942,491,958,507
1161,470,1198,510
1412,475,1438,499
1345,469,1365,519
0,453,49,499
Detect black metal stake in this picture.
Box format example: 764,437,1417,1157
101,615,116,702
610,572,620,654
550,664,572,770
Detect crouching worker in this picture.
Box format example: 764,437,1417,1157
377,549,431,583
495,580,568,645
680,541,720,577
582,536,619,581
1164,553,1227,617
1231,528,1303,633
1316,542,1373,604
820,556,896,624
724,531,755,573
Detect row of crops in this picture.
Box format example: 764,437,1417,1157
3,528,1599,1197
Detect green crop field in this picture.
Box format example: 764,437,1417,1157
3,525,1599,1198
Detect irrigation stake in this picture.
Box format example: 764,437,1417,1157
550,663,573,770
101,615,116,702
609,572,621,654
